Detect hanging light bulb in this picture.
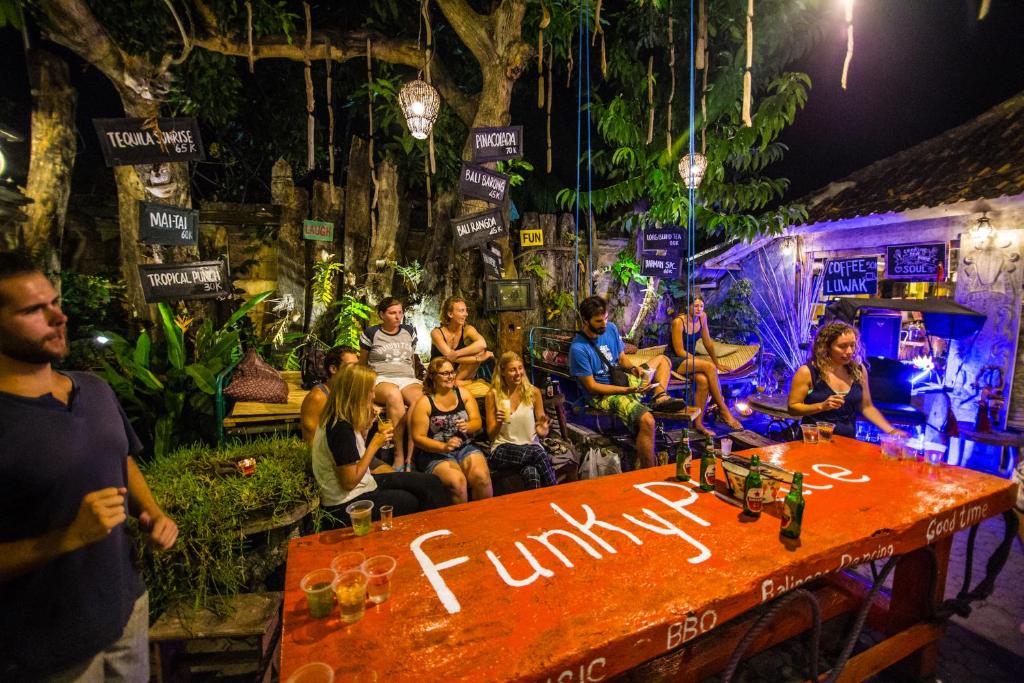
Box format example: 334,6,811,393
971,213,994,241
398,78,440,140
678,152,708,189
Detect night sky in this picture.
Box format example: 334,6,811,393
776,0,1024,200
2,1,1024,207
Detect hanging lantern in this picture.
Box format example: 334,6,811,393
678,152,708,189
971,213,994,241
398,79,440,140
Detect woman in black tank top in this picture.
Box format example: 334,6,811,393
788,322,907,439
410,358,493,504
429,296,494,385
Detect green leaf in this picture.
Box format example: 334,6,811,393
185,364,218,395
224,290,273,329
157,304,185,370
133,332,152,369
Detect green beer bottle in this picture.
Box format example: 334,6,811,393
780,472,805,539
743,455,764,518
699,443,716,492
675,431,692,481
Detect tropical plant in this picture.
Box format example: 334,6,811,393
332,294,374,350
100,292,273,457
707,277,761,343
749,248,822,373
610,249,647,287
137,435,320,614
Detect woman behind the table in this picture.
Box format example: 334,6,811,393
313,364,448,528
788,321,908,439
484,352,558,489
410,358,492,504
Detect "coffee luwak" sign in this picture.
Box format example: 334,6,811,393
470,126,523,162
138,261,229,303
822,257,878,296
93,117,205,167
138,202,198,245
452,208,507,251
458,162,509,204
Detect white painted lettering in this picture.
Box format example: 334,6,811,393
485,542,554,587
410,530,469,614
621,509,711,564
550,503,643,553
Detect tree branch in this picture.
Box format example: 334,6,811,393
434,0,493,60
191,28,478,127
37,0,133,94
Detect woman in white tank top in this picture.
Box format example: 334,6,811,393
484,352,557,489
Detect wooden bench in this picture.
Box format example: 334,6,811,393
149,592,282,683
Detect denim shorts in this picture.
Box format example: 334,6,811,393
424,443,485,474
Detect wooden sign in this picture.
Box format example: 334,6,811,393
452,208,507,251
279,437,1016,682
458,162,509,204
520,228,544,248
470,125,523,162
303,219,335,242
138,202,197,245
822,257,878,296
138,261,229,303
886,243,946,281
642,226,685,252
640,252,682,279
93,117,204,167
480,243,503,279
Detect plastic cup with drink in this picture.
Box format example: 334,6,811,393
333,569,368,624
816,421,835,442
800,424,819,444
346,500,375,537
300,568,337,619
362,555,397,604
330,551,365,575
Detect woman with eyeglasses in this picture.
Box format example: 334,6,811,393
484,352,557,489
410,358,493,504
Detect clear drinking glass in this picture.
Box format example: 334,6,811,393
379,505,394,532
816,421,835,442
800,424,819,444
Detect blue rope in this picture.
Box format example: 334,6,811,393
574,1,584,310
686,0,697,405
586,4,594,295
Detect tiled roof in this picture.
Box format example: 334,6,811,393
799,91,1024,225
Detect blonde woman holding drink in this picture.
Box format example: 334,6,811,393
484,352,558,489
313,364,448,529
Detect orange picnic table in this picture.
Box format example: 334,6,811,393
279,437,1016,682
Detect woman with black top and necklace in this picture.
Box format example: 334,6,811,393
430,296,493,386
788,322,908,439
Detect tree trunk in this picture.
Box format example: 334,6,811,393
366,158,400,305
270,158,309,330
23,49,76,282
343,136,372,292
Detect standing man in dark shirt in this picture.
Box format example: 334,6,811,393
0,251,178,680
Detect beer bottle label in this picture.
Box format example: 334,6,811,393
746,488,763,512
781,504,793,529
702,464,715,487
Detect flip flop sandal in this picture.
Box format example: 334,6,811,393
652,396,691,413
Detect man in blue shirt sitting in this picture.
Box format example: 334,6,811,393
568,295,689,468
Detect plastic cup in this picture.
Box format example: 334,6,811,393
380,505,394,532
300,569,337,619
330,551,365,575
924,449,946,467
363,555,397,604
287,662,335,683
333,569,368,623
879,434,904,460
719,438,732,457
816,422,835,442
800,424,819,444
499,398,512,419
346,500,375,536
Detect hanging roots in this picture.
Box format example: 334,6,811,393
646,55,655,144
538,3,550,108
667,12,675,151
245,1,254,72
303,2,315,171
547,42,554,173
325,36,335,186
742,0,754,127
